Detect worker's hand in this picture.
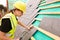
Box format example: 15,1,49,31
27,25,33,30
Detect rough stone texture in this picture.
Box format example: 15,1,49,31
39,17,60,37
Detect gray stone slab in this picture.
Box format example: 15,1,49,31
14,25,26,38
26,0,41,13
39,17,60,37
20,27,37,40
14,25,37,40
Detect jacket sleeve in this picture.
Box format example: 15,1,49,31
0,18,12,33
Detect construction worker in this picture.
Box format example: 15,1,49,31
0,1,32,40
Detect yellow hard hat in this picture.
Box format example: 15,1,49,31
13,1,26,13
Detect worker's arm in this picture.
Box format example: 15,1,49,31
0,31,19,40
0,31,13,40
18,21,31,30
0,18,13,40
